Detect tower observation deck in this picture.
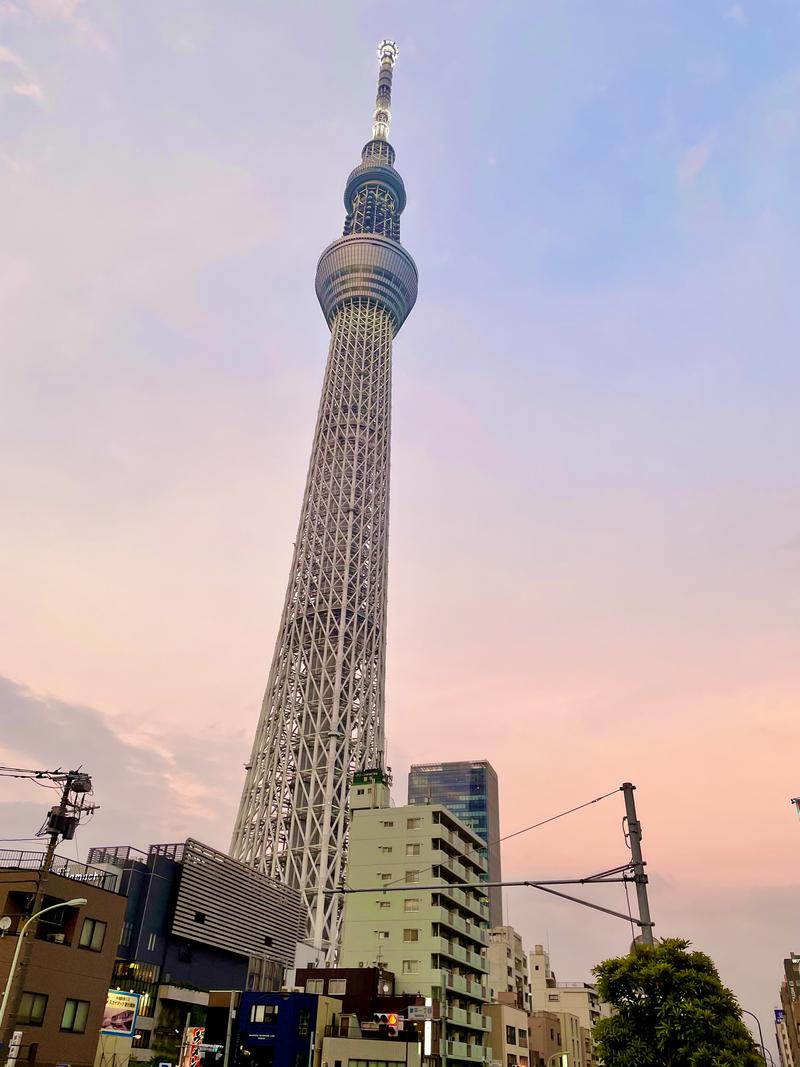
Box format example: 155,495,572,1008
230,42,417,955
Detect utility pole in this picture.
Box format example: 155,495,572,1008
0,769,93,1057
621,782,654,946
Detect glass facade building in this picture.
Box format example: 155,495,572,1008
407,760,502,926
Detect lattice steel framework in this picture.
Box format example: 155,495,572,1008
231,41,417,954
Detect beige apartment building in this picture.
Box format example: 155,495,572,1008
487,927,531,1012
485,1002,529,1067
529,945,609,1067
340,769,491,1067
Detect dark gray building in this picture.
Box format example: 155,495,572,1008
407,760,502,926
87,837,302,1059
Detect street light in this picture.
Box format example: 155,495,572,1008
740,1008,769,1064
0,898,87,1033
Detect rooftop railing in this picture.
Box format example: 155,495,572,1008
0,848,121,893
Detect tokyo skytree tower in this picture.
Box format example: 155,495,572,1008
231,41,417,953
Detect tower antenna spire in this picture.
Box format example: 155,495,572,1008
372,40,397,141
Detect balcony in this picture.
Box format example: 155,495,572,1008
435,937,488,973
434,907,488,946
446,1005,491,1032
446,1040,489,1062
437,969,488,1002
439,885,490,923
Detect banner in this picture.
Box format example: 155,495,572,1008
100,989,141,1036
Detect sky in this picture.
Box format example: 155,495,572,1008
1,0,799,1054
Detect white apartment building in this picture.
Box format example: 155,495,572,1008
484,1002,529,1067
487,927,532,1012
340,768,492,1067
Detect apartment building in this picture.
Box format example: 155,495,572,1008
484,1002,529,1067
0,849,126,1066
340,768,491,1067
529,945,608,1067
487,927,531,1013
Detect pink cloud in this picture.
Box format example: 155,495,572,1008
677,139,713,187
11,79,42,100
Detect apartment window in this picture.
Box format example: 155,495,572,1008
507,1056,517,1067
518,1029,527,1046
548,994,559,1003
506,1026,516,1045
403,929,419,942
376,930,390,939
406,843,421,856
79,918,107,952
61,999,90,1033
146,932,157,952
298,1008,311,1036
381,820,394,827
405,870,420,883
406,818,421,829
328,979,347,995
305,980,324,995
378,901,391,909
401,960,419,973
18,992,47,1026
380,873,392,881
379,846,393,853
404,899,420,912
251,1003,279,1023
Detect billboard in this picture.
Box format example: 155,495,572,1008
100,989,141,1036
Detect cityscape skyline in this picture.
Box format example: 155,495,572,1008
2,2,799,1058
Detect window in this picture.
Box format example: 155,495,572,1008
405,870,420,883
305,980,324,994
507,1056,517,1067
405,843,420,856
376,930,389,939
379,846,393,853
146,932,157,952
401,960,419,973
18,992,47,1026
61,999,90,1033
548,993,560,1002
120,921,132,947
328,979,347,995
251,1003,279,1023
406,818,421,829
378,901,391,909
380,873,392,881
298,1008,311,1036
517,1029,526,1046
193,911,206,924
506,1026,516,1044
403,928,419,942
404,899,420,912
264,936,273,946
381,820,394,827
79,918,107,952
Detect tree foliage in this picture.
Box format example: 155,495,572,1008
592,938,763,1067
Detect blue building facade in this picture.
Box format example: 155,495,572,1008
407,760,502,926
235,992,324,1067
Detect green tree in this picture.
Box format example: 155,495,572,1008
592,938,763,1067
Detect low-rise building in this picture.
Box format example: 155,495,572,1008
778,952,800,1067
87,838,303,1061
0,848,126,1066
484,1002,528,1067
529,945,609,1067
527,1011,563,1066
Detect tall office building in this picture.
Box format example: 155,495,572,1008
408,761,502,926
230,41,418,955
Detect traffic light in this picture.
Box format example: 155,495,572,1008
374,1012,400,1037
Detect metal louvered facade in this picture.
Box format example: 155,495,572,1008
172,839,302,967
230,41,417,956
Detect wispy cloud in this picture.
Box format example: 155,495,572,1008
677,139,713,187
725,3,748,26
11,79,42,100
0,43,24,66
25,0,109,50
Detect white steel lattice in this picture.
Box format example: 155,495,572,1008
231,41,416,955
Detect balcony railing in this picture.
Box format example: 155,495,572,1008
0,849,121,893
